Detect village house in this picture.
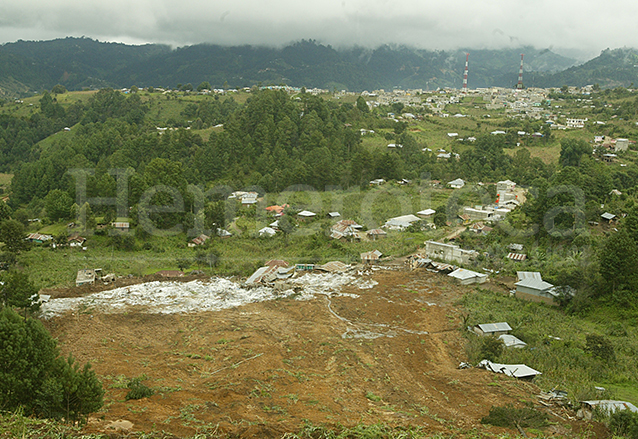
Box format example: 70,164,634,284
515,271,557,304
447,178,465,189
383,214,421,230
331,219,362,241
463,207,494,222
361,249,382,264
366,228,387,241
111,222,130,232
189,234,210,247
496,180,517,206
566,118,587,129
416,209,436,220
27,233,53,243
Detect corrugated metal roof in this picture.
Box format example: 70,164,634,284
499,334,527,348
245,266,270,284
582,400,638,414
384,214,421,228
478,360,541,378
515,278,554,291
477,322,512,333
507,252,527,261
449,268,483,280
361,250,383,260
517,271,542,281
317,261,349,273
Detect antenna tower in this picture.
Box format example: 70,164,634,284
516,54,524,89
462,53,469,92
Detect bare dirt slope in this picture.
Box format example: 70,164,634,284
43,268,606,438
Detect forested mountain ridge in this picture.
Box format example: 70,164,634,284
0,37,596,97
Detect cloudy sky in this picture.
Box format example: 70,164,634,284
0,0,635,59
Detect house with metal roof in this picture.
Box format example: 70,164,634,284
416,208,436,219
383,214,421,230
361,250,383,264
515,276,557,305
473,322,512,336
580,400,638,419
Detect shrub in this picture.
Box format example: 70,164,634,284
125,377,155,400
478,336,504,362
0,308,103,423
609,410,638,438
585,334,615,361
481,403,549,429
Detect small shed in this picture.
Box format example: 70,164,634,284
473,322,512,336
601,212,617,223
366,229,387,240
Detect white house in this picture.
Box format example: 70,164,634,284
448,268,487,285
383,214,421,230
447,178,465,189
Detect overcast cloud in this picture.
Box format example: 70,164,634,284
0,0,635,58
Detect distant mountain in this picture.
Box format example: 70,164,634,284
530,48,638,88
1,37,635,96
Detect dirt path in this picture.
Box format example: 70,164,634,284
43,269,606,438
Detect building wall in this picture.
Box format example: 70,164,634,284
515,289,556,305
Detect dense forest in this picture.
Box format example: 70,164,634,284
0,37,619,97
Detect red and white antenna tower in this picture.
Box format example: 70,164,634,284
462,53,469,92
516,54,524,89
